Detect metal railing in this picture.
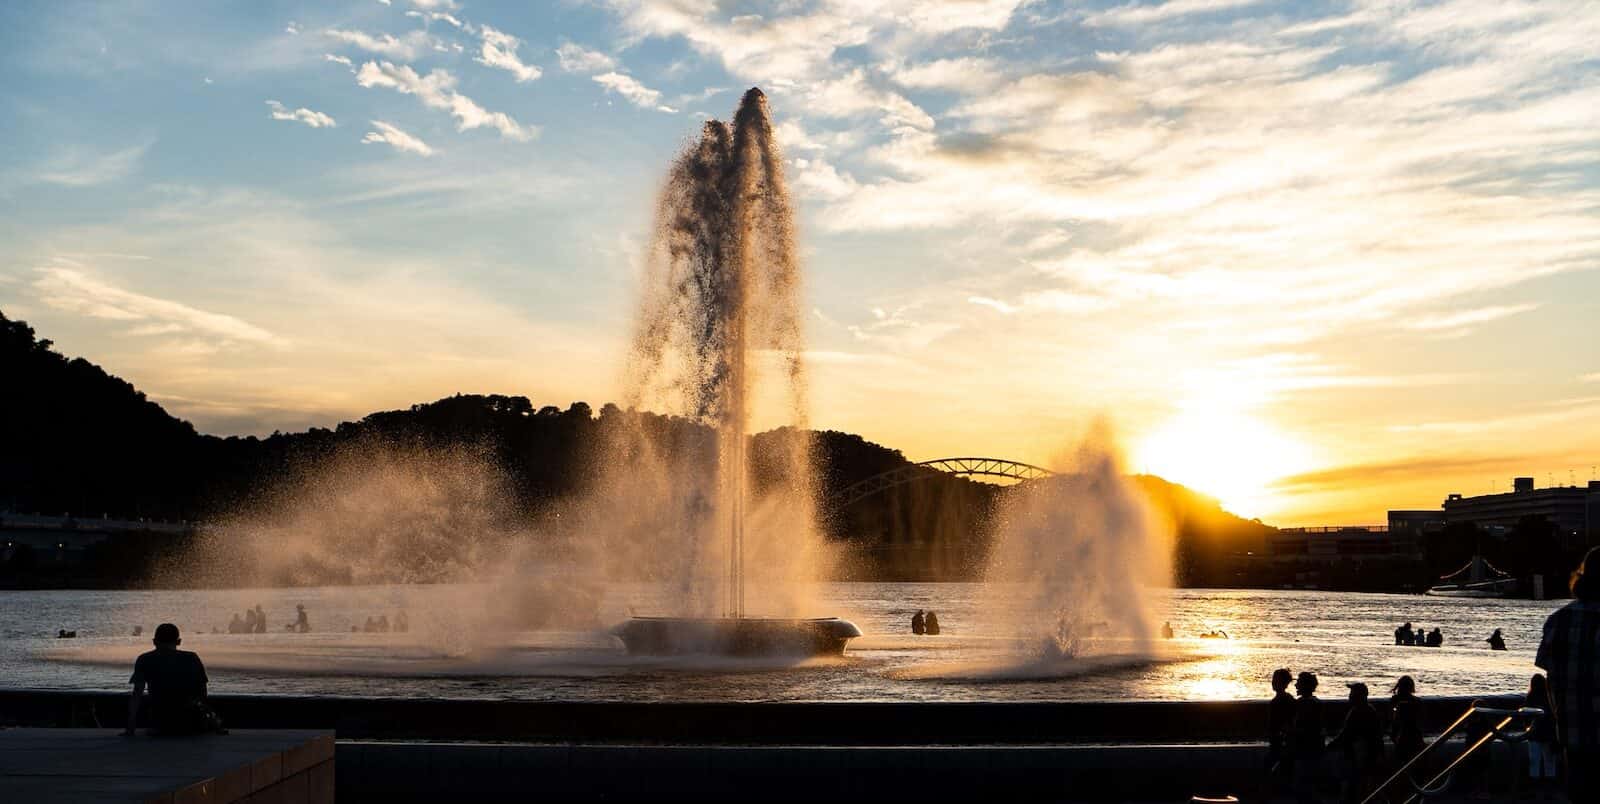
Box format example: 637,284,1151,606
1360,704,1543,804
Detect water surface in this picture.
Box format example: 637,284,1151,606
0,584,1557,702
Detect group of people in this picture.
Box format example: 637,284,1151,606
357,611,409,633
910,609,941,635
1393,623,1509,650
225,605,268,634
1268,668,1562,803
1391,622,1444,647
1267,546,1600,802
223,603,311,633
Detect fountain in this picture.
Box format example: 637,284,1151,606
608,88,860,657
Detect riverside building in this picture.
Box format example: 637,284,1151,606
1440,477,1600,549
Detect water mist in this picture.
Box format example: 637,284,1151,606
981,421,1174,661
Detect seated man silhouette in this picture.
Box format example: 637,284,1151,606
123,623,224,736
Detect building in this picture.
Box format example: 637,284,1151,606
1439,477,1600,549
1388,510,1448,538
1268,525,1422,560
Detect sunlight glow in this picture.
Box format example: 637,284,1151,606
1134,405,1315,518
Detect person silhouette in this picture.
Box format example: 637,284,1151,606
911,610,925,635
291,604,310,633
1330,682,1383,804
394,610,409,633
1425,628,1443,647
1389,676,1424,765
1485,629,1506,651
376,614,390,633
1536,546,1600,803
123,623,224,736
1395,622,1412,645
1267,668,1295,778
1291,672,1324,804
924,611,941,635
1162,621,1175,639
252,605,267,634
1414,627,1426,645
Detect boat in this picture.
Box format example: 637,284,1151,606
612,616,862,657
1426,555,1518,598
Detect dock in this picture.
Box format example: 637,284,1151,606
0,728,333,803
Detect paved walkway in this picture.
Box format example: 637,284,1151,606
0,728,332,803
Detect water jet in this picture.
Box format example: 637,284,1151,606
610,88,860,657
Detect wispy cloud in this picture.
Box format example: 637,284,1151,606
324,28,431,60
1404,304,1539,333
33,266,284,348
475,25,540,82
35,142,152,187
362,120,434,156
593,72,676,112
266,100,336,128
1086,0,1267,27
556,42,614,73
324,53,354,71
356,60,536,141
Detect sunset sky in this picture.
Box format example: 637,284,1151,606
2,0,1596,525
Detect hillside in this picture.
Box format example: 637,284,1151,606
1,310,1276,585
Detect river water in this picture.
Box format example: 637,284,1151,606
0,584,1560,702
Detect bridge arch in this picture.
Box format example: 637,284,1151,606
834,457,1055,509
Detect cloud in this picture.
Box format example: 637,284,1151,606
324,28,432,60
407,0,457,8
362,120,434,156
476,25,541,82
968,295,1018,314
1274,454,1523,492
266,100,336,128
35,143,151,187
285,21,300,35
1086,0,1268,27
32,266,284,348
324,53,354,69
1582,373,1600,384
406,10,464,27
592,72,676,112
891,57,1007,93
1404,304,1539,333
556,42,615,73
356,60,537,140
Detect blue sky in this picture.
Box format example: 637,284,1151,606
1,0,1597,523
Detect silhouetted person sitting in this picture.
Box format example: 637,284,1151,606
291,604,310,633
1267,668,1295,777
924,611,941,635
1389,675,1424,765
227,613,245,634
395,610,410,633
1291,672,1324,804
1330,682,1383,804
253,604,266,634
377,614,390,633
1485,628,1506,651
1395,622,1413,645
1414,627,1425,645
57,629,76,638
1425,628,1443,647
363,616,378,633
911,610,925,635
123,623,224,736
1162,621,1175,639
132,626,143,636
1536,546,1600,803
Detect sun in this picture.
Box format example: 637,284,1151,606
1133,406,1314,518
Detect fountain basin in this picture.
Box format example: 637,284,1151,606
612,617,862,657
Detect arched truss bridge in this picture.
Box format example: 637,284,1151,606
834,457,1056,509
